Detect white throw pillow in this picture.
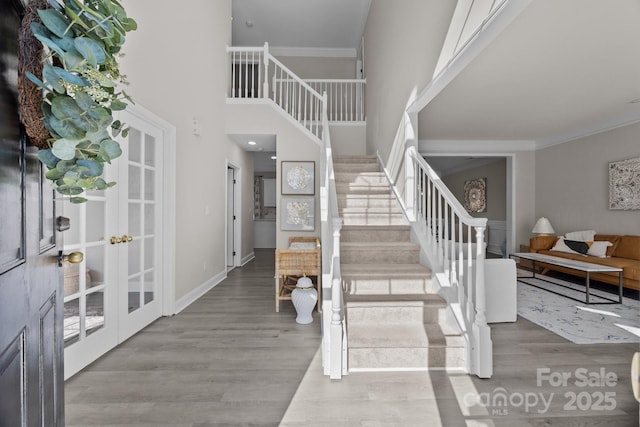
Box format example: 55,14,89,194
587,241,613,258
550,237,588,256
564,230,596,242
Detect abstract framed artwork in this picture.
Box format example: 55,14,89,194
464,177,487,213
609,157,640,210
281,161,315,195
281,196,315,231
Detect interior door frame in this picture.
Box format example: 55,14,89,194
226,160,241,269
117,104,177,316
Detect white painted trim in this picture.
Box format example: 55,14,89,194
241,252,255,266
349,367,467,373
536,116,640,149
226,161,242,269
419,139,536,153
408,0,533,114
270,46,357,58
118,103,177,317
174,269,227,314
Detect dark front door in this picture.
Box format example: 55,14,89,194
0,0,65,425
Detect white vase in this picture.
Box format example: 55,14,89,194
291,277,317,324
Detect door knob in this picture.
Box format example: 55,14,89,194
58,250,84,267
110,236,122,244
122,234,133,242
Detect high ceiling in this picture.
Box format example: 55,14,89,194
232,0,371,54
231,0,640,151
419,0,640,147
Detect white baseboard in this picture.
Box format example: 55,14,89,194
241,252,255,266
174,270,227,314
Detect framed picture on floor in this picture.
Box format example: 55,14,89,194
281,161,315,195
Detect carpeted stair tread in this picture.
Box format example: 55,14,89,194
347,324,462,348
341,263,432,278
344,293,446,306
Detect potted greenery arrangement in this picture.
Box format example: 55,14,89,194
19,0,136,203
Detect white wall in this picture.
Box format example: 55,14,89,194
119,0,255,301
225,103,321,248
276,56,357,79
535,123,640,236
363,0,457,160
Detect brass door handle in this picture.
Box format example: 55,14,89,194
110,236,122,244
122,235,133,242
58,250,84,266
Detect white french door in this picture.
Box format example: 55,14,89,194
63,108,164,378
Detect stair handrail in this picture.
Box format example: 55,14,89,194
381,113,493,379
319,91,345,379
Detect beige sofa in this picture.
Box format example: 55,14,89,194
529,234,640,291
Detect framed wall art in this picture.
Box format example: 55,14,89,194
464,177,487,213
281,196,315,231
609,157,640,210
281,161,315,195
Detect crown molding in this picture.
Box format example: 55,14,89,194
419,139,536,154
269,46,357,58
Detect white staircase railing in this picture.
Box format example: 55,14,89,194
382,113,493,379
306,79,366,122
228,43,346,378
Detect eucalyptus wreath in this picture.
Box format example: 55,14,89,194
24,0,137,203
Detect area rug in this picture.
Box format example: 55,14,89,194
516,278,640,344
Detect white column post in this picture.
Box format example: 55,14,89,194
329,217,343,379
263,42,269,100
472,224,492,378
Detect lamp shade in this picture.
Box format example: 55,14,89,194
532,217,555,235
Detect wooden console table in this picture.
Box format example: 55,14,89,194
510,252,623,304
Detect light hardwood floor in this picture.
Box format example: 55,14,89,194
65,249,639,426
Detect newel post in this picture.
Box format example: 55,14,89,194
263,42,269,99
472,225,493,378
329,217,343,379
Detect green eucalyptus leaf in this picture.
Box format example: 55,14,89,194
74,37,107,66
70,196,88,204
62,51,85,69
52,66,87,87
109,99,127,111
47,0,64,13
30,22,52,42
51,33,77,53
25,71,49,91
99,138,122,161
51,138,80,160
92,177,109,190
48,112,85,140
85,128,110,144
37,9,70,38
45,168,65,180
73,91,97,109
51,95,83,119
76,159,103,177
42,64,65,93
32,32,66,58
63,170,80,184
56,184,84,196
37,149,60,169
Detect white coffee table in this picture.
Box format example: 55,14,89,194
510,252,623,304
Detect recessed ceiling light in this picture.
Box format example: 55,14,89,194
248,140,257,145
